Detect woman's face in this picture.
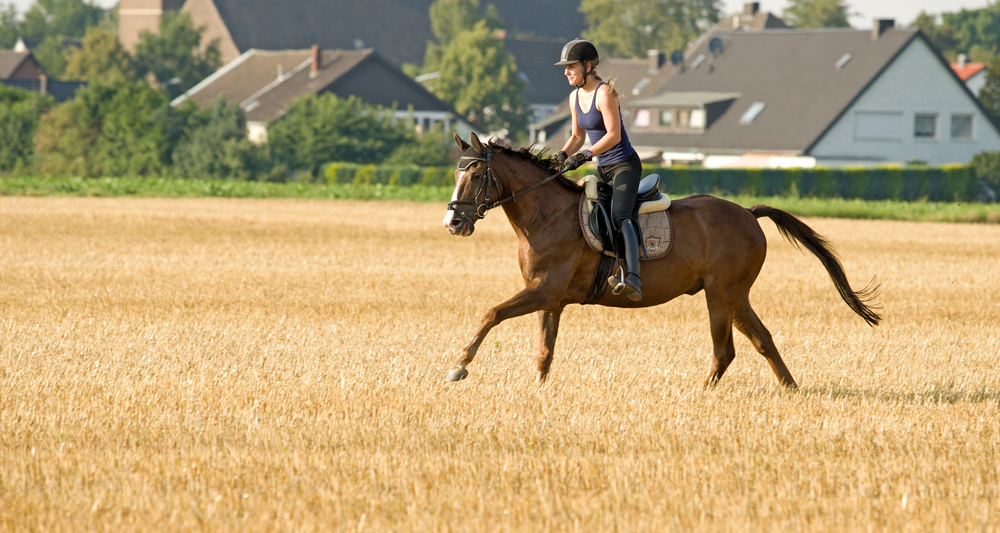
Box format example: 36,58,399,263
563,62,586,86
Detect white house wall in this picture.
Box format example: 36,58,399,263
810,37,1000,165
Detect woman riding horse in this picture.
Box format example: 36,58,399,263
556,39,644,302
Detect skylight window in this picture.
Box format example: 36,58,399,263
691,54,706,68
836,53,851,69
740,102,766,124
632,78,649,96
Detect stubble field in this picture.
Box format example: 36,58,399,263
0,196,997,532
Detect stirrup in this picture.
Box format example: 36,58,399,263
608,264,625,294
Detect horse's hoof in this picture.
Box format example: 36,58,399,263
445,368,469,382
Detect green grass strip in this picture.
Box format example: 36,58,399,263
2,176,998,223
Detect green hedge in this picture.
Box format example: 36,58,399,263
327,162,978,202
635,164,977,202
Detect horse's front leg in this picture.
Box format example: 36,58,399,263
536,308,563,383
445,286,552,381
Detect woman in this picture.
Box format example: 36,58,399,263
555,39,643,301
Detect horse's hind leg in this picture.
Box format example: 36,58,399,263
733,299,797,388
704,301,737,387
536,308,563,383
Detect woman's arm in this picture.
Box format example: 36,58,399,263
560,91,586,155
588,85,622,157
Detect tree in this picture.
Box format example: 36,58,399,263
35,79,169,176
18,0,110,77
432,20,529,137
0,84,54,171
580,0,722,58
384,126,454,167
20,0,105,41
0,3,20,49
134,11,221,99
173,98,264,180
782,0,852,29
267,93,416,174
63,26,135,81
421,0,502,73
980,54,1000,123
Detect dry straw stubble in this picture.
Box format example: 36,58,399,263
0,196,997,532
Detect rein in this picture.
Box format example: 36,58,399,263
447,146,566,223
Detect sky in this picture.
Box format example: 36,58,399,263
3,0,997,28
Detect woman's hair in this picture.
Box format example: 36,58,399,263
588,59,620,99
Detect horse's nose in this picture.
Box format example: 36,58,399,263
448,217,464,230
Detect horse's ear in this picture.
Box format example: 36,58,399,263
453,132,469,152
470,132,485,154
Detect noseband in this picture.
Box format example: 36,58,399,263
447,145,566,225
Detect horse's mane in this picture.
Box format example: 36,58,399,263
488,141,584,193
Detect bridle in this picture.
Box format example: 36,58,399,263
446,145,565,225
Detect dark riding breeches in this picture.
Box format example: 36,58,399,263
595,151,643,230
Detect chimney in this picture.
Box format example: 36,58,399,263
743,2,759,16
957,53,968,68
311,45,321,78
39,74,47,95
872,19,894,40
277,63,285,80
647,49,665,74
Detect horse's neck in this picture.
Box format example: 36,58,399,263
495,158,578,241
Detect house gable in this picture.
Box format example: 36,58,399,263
809,36,1000,165
0,51,44,80
183,0,241,63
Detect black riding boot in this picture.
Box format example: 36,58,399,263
608,219,642,301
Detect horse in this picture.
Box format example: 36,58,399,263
442,132,880,388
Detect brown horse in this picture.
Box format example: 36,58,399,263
442,132,880,387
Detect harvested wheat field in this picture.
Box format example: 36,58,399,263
0,196,997,532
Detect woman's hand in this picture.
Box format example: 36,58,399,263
564,152,590,171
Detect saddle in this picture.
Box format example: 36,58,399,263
576,174,673,261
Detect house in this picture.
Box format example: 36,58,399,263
0,49,44,80
531,2,789,155
952,54,987,97
713,2,788,31
173,46,478,143
0,48,86,102
121,0,585,136
119,0,585,67
544,22,1000,167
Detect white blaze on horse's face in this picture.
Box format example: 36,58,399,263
442,179,460,231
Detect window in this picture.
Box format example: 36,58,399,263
951,115,973,139
660,109,674,126
914,114,936,138
634,109,651,127
854,111,902,141
740,102,766,124
689,109,706,128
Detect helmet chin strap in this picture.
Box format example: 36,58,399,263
575,62,591,88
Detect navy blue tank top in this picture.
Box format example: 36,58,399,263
575,83,635,166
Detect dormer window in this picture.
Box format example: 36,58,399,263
660,109,673,126
689,109,706,128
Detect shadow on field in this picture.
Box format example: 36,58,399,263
799,384,1000,405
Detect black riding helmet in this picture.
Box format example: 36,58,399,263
555,39,599,87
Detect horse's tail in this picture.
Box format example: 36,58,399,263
750,205,882,327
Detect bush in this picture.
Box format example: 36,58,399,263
267,93,415,175
353,164,377,185
173,98,264,180
35,79,169,177
942,165,974,201
0,85,54,172
971,151,1000,190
